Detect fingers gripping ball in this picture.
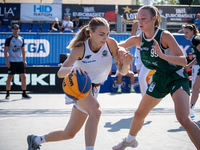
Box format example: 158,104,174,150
62,71,92,100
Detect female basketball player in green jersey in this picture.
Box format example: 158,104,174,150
184,24,200,118
112,5,200,150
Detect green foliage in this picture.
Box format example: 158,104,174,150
153,0,179,5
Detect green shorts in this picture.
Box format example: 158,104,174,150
146,68,190,99
197,68,200,75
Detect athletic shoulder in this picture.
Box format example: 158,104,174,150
71,44,85,60
19,36,24,40
192,36,200,47
5,35,13,47
107,37,118,47
161,30,174,40
6,35,13,40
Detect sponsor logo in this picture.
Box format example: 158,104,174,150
68,73,74,86
0,6,18,17
141,47,149,51
158,9,163,15
148,82,156,92
102,50,108,57
82,60,96,63
121,6,138,23
85,55,91,59
0,73,55,86
165,8,196,22
64,7,71,16
72,6,105,20
0,39,50,57
33,5,52,16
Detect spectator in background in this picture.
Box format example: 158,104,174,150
73,16,83,29
186,51,194,88
52,17,61,31
0,12,12,29
116,63,135,93
178,24,185,34
194,13,200,30
187,51,195,69
4,24,31,100
61,15,73,32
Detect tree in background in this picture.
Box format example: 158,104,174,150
153,0,200,5
153,0,179,5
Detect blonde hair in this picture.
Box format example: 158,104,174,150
139,5,161,28
67,17,109,49
184,24,199,36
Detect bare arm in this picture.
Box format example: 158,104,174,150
108,38,133,76
21,46,27,67
185,43,200,69
118,35,141,50
185,58,197,70
51,23,57,30
125,22,139,51
196,43,200,52
152,31,187,67
57,46,84,78
4,46,10,68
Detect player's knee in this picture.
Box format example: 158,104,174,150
7,75,13,81
192,83,200,90
20,74,26,79
177,116,190,130
134,109,145,121
88,106,101,120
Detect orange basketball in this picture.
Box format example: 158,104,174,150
62,71,92,100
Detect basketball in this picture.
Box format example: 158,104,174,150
62,71,92,100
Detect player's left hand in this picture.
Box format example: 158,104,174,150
122,51,134,66
118,47,126,63
152,39,164,58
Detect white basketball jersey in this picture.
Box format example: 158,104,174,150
73,39,112,84
136,24,142,36
135,24,142,65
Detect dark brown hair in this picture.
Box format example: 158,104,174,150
184,24,199,36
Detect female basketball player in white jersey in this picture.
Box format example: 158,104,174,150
27,17,133,150
112,5,200,150
131,21,150,96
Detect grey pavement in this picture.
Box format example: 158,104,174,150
0,92,199,150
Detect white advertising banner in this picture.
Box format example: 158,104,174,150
20,3,62,21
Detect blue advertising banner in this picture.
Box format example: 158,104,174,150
0,33,191,70
0,3,20,20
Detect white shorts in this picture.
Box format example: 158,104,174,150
65,85,100,114
135,47,142,70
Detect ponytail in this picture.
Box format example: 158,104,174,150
154,7,161,28
67,25,90,50
185,24,199,36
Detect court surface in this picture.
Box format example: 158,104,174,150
0,92,199,150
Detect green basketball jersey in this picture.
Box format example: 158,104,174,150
140,28,183,73
191,35,200,66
